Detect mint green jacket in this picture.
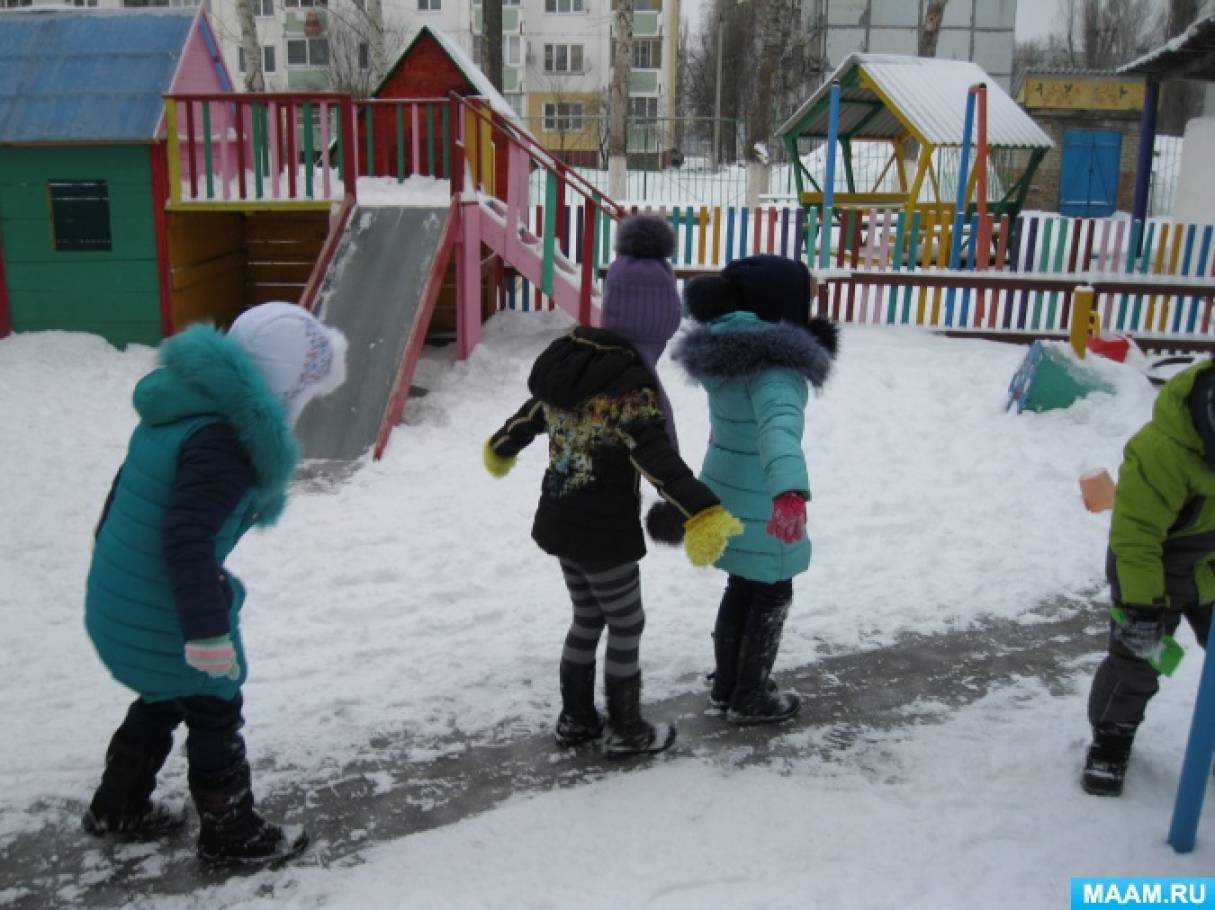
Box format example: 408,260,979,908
85,325,297,701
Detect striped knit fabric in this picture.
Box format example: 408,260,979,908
558,559,645,680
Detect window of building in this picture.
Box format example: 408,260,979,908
120,0,201,5
505,93,525,119
358,42,369,70
544,0,584,12
633,0,660,9
632,37,661,68
417,0,441,10
543,43,583,74
543,102,584,133
49,181,111,253
70,0,100,7
2,0,32,7
505,34,522,67
628,96,658,120
286,37,329,67
238,46,278,74
283,0,326,7
255,0,273,15
479,35,523,68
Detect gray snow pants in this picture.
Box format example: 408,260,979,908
1087,602,1212,729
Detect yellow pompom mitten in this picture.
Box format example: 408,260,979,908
483,440,516,478
683,505,744,567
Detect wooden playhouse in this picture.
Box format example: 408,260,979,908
0,7,234,346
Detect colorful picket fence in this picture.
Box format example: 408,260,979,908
500,203,1215,342
354,99,453,180
165,93,356,209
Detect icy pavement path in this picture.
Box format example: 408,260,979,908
0,597,1104,908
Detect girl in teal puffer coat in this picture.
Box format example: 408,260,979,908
82,303,345,865
674,255,837,724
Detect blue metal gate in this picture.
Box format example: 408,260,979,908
1059,129,1122,217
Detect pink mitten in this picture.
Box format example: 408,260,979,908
185,635,240,680
766,492,806,543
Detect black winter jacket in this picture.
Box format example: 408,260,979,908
490,326,719,570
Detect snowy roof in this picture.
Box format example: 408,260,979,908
1119,13,1215,81
0,8,198,143
775,53,1053,150
377,25,525,130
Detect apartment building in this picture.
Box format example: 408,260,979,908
0,0,677,161
201,0,680,164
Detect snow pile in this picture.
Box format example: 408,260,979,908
1,315,1211,906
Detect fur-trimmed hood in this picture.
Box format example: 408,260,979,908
132,324,298,526
673,311,834,388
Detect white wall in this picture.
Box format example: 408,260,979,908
1172,116,1215,221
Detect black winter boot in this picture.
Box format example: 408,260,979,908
708,627,743,713
555,661,604,747
603,673,676,758
1083,723,1137,797
190,761,308,865
727,604,800,725
82,730,185,839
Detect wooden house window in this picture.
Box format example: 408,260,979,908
48,181,112,253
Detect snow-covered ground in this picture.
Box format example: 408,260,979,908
1,313,1212,907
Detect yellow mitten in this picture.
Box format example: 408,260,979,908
483,440,516,478
684,505,743,567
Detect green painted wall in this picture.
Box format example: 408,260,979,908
0,145,161,347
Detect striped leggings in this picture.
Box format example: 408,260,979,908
558,558,645,681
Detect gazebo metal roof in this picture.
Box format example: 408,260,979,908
776,53,1052,149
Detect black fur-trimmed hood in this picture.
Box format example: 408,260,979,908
672,312,834,387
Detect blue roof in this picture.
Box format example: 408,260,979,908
0,9,196,144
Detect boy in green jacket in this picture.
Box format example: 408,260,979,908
1084,360,1215,796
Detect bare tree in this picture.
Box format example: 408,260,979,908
237,0,264,92
918,0,948,58
1052,0,1161,68
745,0,790,204
608,0,632,198
323,0,402,96
483,0,503,92
365,0,386,80
1159,0,1201,135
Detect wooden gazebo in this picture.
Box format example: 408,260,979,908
776,54,1052,227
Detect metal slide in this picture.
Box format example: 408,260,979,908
294,205,449,461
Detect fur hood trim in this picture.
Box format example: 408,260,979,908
673,315,833,388
133,324,298,526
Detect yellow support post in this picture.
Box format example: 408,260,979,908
711,206,722,265
1070,286,1097,359
697,206,709,265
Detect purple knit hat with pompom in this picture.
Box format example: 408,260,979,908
602,215,681,347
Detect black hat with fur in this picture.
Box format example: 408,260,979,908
683,254,838,357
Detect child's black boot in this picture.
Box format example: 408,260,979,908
1082,722,1137,796
190,760,308,865
82,730,185,839
603,673,676,758
727,603,800,725
555,660,604,747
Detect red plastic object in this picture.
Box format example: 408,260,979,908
1087,334,1130,363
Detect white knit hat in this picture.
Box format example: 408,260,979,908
227,302,348,425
